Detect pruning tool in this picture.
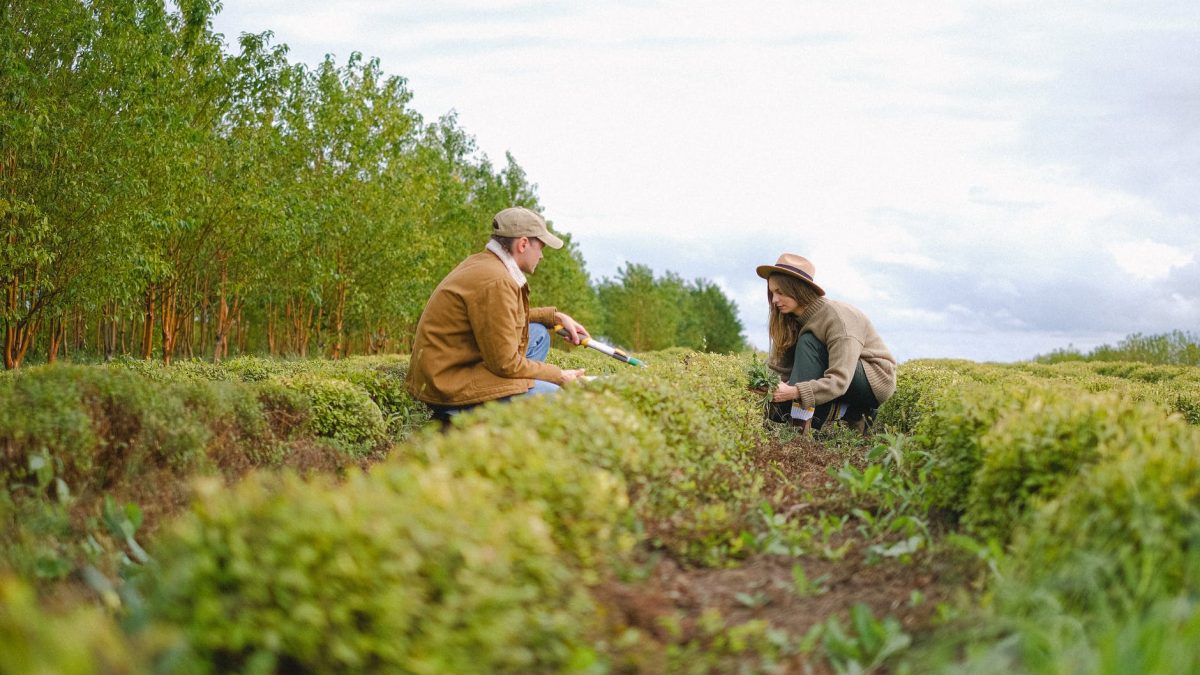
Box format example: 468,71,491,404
553,324,646,367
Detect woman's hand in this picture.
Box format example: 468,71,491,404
772,382,799,403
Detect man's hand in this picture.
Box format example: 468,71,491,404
561,368,587,384
772,382,799,403
553,311,590,345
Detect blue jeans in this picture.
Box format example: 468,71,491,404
429,323,560,418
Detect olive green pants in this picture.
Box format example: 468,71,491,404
768,332,879,429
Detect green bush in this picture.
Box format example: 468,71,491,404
145,469,598,674
0,365,214,495
580,351,766,564
1011,419,1200,613
908,382,1022,514
414,388,680,573
0,573,140,674
964,392,1151,540
874,361,973,434
273,375,385,455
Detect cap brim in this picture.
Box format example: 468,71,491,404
538,232,564,250
756,265,825,295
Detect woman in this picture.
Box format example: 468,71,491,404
757,253,897,432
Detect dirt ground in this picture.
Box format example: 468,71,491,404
594,432,979,673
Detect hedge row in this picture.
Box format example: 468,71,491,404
876,359,1200,616
136,349,771,672
1,349,776,672
0,357,430,587
0,355,426,488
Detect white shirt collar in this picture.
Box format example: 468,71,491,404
486,239,527,287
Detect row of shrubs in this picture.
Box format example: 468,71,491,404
137,349,778,672
0,355,435,626
3,348,786,672
7,349,1198,672
872,359,1200,671
1,355,428,490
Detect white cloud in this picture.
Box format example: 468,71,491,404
1105,240,1195,281
211,1,1200,362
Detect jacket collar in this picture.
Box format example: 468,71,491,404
485,239,527,287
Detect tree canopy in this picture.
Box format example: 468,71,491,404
1,0,744,367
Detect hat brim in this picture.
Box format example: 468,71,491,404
537,232,564,250
756,265,826,296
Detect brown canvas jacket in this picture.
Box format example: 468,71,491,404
406,250,561,405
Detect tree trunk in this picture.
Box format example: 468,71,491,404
267,302,277,355
103,302,118,361
141,284,156,360
160,284,179,365
117,310,127,357
47,316,66,363
3,276,41,370
235,303,246,355
331,281,347,360
286,298,315,357
213,267,230,363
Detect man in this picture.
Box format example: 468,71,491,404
406,206,589,418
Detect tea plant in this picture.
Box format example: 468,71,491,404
814,604,911,674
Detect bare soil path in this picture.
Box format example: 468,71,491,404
596,432,979,673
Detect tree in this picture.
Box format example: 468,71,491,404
597,264,745,353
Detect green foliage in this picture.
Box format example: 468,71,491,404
908,382,1014,514
1010,419,1200,614
578,351,767,564
964,393,1152,540
398,404,640,577
145,469,598,673
1035,330,1200,366
0,365,214,494
813,604,911,674
884,357,1200,672
2,0,597,366
873,360,976,434
596,263,746,353
0,574,140,674
746,359,776,391
273,375,385,454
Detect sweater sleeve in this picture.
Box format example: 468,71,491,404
794,335,864,409
469,280,563,384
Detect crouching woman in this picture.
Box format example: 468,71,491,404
757,253,897,432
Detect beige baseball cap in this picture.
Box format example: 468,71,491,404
492,207,564,249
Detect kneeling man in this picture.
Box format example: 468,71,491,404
406,207,588,417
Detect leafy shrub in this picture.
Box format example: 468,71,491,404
964,392,1152,540
399,416,635,578
249,379,313,441
273,375,385,455
908,382,1020,514
0,574,140,674
874,362,972,434
0,365,214,495
145,468,598,673
1011,419,1200,613
579,351,766,564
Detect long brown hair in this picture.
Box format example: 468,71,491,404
767,273,822,352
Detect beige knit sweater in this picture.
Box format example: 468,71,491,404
771,297,897,409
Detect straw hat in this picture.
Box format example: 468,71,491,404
755,253,825,296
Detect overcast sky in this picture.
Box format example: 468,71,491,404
211,1,1199,362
